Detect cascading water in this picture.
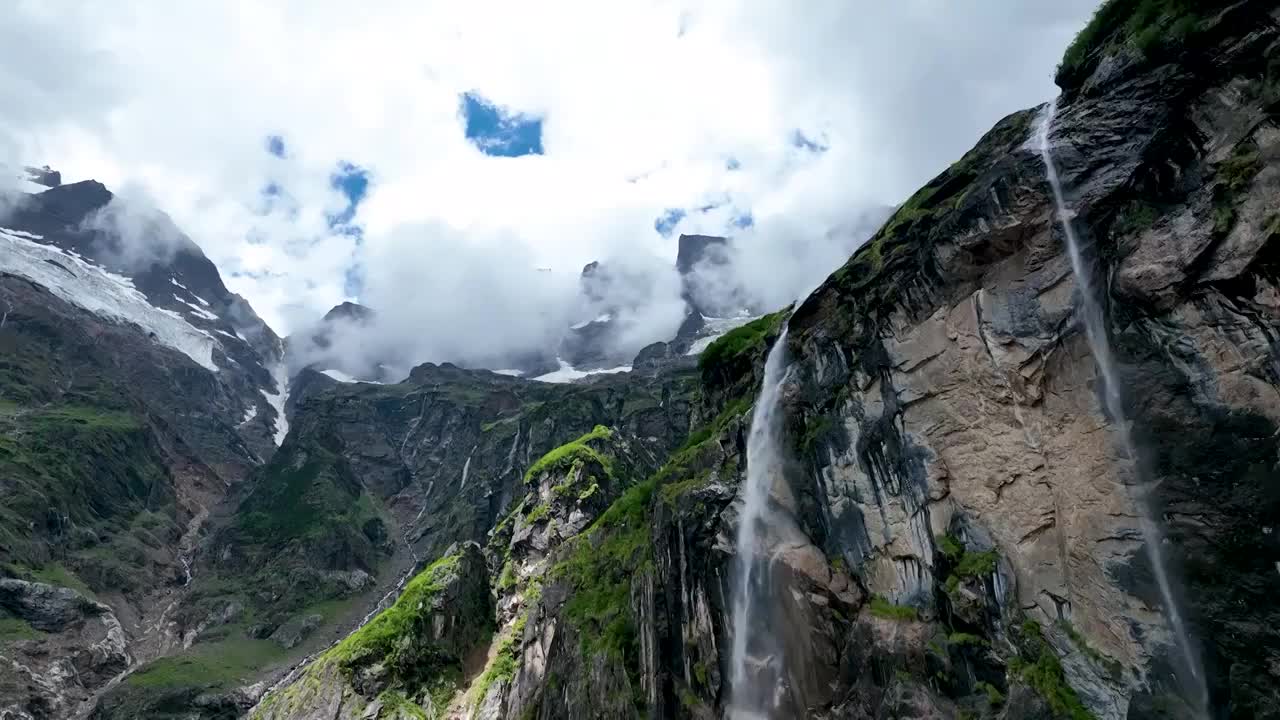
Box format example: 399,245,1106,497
727,326,791,719
1037,99,1208,715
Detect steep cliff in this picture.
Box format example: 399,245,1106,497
251,4,1278,719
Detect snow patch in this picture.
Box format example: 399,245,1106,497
534,360,631,383
569,312,613,330
318,368,384,384
240,405,257,425
261,363,290,445
685,314,761,356
175,295,220,322
0,228,219,370
492,368,524,377
321,368,357,383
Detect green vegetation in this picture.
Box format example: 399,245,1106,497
937,534,964,562
472,614,527,704
1059,620,1124,679
1057,0,1210,86
800,416,834,453
30,563,97,599
375,690,429,719
868,595,918,621
697,310,788,380
0,616,44,643
1009,620,1096,720
1220,142,1262,194
947,632,987,647
524,501,551,525
0,399,174,579
322,552,479,711
975,680,1006,707
128,634,284,689
497,560,517,591
954,550,998,580
939,535,998,592
1111,200,1161,237
524,425,614,484
236,442,381,544
329,553,461,668
554,478,656,661
656,395,753,505
1212,141,1262,236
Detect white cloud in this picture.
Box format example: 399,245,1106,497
0,0,1101,354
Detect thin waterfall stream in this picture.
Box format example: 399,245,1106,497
1036,99,1208,715
727,326,791,719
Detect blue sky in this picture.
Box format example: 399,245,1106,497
461,92,544,157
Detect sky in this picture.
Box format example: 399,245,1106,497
1,0,1101,365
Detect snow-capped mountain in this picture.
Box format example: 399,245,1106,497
1,177,288,456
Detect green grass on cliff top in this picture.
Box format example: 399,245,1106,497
697,310,787,379
327,552,461,668
1058,0,1208,83
524,424,614,484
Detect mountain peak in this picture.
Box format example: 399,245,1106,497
675,233,727,275
32,179,113,224
321,301,375,325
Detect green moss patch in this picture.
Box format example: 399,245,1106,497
553,479,655,661
524,425,614,484
1009,621,1096,720
329,553,461,671
0,616,44,643
472,614,527,704
697,311,787,381
1057,0,1210,88
868,595,918,622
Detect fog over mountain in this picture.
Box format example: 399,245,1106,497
2,1,1098,362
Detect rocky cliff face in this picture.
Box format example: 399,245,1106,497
1,180,287,718
253,5,1276,719
4,3,1278,720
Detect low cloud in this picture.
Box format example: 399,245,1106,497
79,188,197,272
0,1,1102,364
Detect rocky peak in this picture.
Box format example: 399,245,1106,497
22,164,62,188
321,301,375,325
675,233,728,275
28,179,112,225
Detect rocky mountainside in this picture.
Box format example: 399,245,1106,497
0,181,289,717
2,2,1278,719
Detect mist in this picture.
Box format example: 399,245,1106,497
79,188,200,273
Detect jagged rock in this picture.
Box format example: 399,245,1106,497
675,234,728,275
0,579,100,633
268,613,323,650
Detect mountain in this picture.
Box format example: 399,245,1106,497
3,2,1279,719
561,233,761,372
0,179,290,717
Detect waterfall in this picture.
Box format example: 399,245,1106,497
1037,99,1207,714
727,326,791,719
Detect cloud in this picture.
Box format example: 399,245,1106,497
0,0,1102,363
80,187,199,272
